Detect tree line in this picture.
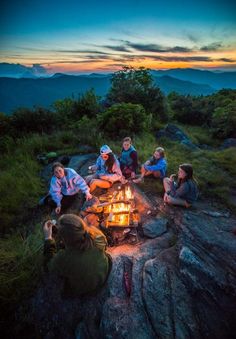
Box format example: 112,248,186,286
0,66,235,146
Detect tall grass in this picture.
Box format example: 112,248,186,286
0,224,43,314
0,122,235,329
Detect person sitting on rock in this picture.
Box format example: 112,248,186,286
43,214,111,297
40,162,92,214
163,163,198,208
86,145,123,193
133,147,167,183
119,137,138,179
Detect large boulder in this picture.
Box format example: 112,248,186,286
40,153,98,184
142,216,168,238
156,124,199,150
20,186,236,339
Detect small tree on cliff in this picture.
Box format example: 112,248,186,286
107,66,167,122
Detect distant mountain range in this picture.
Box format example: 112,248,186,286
0,75,111,114
0,66,236,114
0,62,48,78
151,68,236,90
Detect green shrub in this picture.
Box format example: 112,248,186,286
212,102,236,139
10,107,57,136
73,116,103,147
97,102,150,138
77,89,102,118
107,66,167,122
53,97,80,125
0,112,11,137
168,93,211,126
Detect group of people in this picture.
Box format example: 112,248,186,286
40,136,198,213
41,137,198,297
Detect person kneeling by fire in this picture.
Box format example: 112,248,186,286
86,145,124,193
43,214,112,297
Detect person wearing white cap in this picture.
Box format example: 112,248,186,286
86,145,123,192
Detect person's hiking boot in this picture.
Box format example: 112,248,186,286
133,177,144,184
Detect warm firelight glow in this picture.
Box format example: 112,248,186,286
104,186,135,227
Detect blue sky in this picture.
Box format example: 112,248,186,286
1,0,235,73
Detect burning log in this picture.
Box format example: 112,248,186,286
81,182,155,246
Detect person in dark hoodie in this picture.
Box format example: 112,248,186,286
119,137,138,179
163,163,198,207
43,214,111,297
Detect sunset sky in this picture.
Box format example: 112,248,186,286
1,0,236,74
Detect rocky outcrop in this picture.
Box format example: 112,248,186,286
142,216,168,238
156,124,199,150
220,138,236,149
27,198,236,339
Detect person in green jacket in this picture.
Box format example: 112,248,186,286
43,214,111,297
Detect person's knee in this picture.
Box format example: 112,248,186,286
89,179,97,191
163,177,170,190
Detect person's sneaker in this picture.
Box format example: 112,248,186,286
133,177,144,184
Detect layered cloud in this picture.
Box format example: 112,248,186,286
0,62,48,77
1,38,235,74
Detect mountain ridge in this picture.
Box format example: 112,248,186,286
1,68,235,114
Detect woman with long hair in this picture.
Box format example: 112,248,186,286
86,145,123,193
163,163,198,207
133,147,167,183
43,214,111,296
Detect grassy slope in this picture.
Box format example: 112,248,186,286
1,125,235,322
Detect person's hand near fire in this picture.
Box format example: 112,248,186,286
42,220,53,240
88,165,97,174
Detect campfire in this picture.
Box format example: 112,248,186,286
102,185,139,228
82,183,142,245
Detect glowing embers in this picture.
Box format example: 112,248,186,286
102,186,139,228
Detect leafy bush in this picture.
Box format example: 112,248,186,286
73,115,103,147
53,90,102,124
168,89,236,136
77,89,102,118
0,112,11,137
53,97,79,125
97,102,150,138
168,93,211,125
10,107,57,136
107,66,167,122
212,102,236,139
